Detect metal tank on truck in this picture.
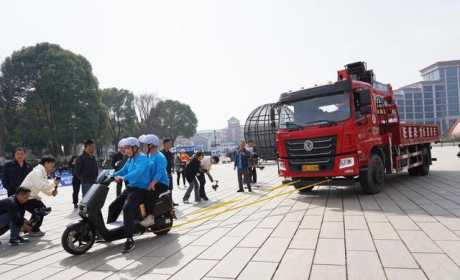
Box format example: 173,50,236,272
275,62,440,194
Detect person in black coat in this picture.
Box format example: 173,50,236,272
0,187,32,245
111,144,127,197
160,138,178,206
68,155,80,209
74,140,98,197
182,152,204,203
2,148,32,197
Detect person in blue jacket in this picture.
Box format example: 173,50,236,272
113,137,153,254
138,134,170,227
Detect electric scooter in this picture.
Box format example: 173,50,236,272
61,171,174,255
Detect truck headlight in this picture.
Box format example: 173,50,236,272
339,157,355,169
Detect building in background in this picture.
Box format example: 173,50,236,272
395,60,460,136
225,117,244,144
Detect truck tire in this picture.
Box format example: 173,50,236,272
294,181,314,193
360,154,385,194
408,147,430,176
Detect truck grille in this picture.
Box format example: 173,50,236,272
285,136,337,172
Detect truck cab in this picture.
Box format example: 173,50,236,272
276,62,438,194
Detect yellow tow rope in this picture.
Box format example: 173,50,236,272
169,179,331,231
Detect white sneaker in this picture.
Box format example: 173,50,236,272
140,215,155,227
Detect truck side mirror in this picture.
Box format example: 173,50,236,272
359,89,372,106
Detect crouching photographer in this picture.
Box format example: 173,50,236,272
20,156,59,237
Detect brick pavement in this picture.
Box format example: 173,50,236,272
1,146,460,279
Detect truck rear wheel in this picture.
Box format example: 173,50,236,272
409,147,430,176
360,154,385,194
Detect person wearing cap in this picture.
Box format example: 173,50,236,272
138,134,170,227
111,138,128,197
112,137,153,253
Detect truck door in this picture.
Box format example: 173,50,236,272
353,89,374,165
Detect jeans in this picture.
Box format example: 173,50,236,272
0,211,23,241
23,199,46,232
72,176,81,205
237,168,251,191
183,178,200,202
81,183,93,198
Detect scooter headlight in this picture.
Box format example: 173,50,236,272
79,205,89,217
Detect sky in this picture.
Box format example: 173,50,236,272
1,0,459,131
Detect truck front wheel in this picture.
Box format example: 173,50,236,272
360,154,385,194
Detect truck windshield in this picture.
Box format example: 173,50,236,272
284,92,351,127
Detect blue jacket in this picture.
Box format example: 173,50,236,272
147,152,170,186
113,153,153,190
234,149,250,170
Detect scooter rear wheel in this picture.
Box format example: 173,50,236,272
152,215,174,236
62,222,95,255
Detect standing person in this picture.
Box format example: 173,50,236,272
197,155,219,201
68,155,80,209
246,140,258,184
111,138,128,197
75,140,98,198
161,138,178,206
234,141,252,192
2,148,32,197
112,137,154,253
20,156,59,237
182,152,204,204
138,134,170,227
0,187,32,245
176,150,189,187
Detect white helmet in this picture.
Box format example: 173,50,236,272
118,138,127,148
124,137,140,147
139,134,160,147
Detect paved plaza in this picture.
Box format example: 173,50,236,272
1,146,460,279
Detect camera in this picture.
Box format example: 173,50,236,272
212,180,219,191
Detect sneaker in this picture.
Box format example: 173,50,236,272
237,189,244,193
140,215,155,227
9,237,30,246
28,231,45,237
122,238,135,254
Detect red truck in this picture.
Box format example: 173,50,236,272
276,62,440,194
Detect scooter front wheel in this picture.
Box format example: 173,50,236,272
62,222,95,255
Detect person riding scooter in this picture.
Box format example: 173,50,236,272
112,137,154,253
138,134,170,227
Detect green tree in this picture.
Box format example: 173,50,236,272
146,100,198,144
101,88,137,149
0,42,102,156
